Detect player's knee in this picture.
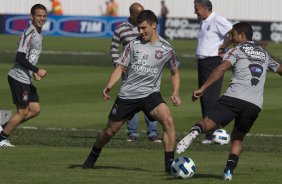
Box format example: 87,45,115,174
104,128,115,138
162,116,174,130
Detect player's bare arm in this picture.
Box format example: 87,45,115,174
103,64,124,100
193,60,232,101
170,69,181,106
276,65,282,76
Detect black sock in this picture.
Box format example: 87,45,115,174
0,131,9,141
88,144,102,159
164,151,174,172
1,122,8,129
190,123,203,134
225,154,239,173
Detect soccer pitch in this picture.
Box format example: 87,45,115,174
0,34,282,184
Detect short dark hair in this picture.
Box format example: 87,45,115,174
31,4,47,16
136,10,158,25
233,22,253,41
194,0,212,11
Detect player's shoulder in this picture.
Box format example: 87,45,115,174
159,37,174,51
131,36,143,45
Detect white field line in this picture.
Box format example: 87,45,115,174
20,126,282,138
4,50,105,56
4,50,194,58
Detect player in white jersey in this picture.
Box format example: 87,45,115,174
110,3,161,143
83,10,181,174
176,22,282,180
0,4,47,147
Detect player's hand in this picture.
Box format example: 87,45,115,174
218,48,226,58
171,95,181,106
33,73,41,81
37,69,47,78
102,86,111,100
192,88,204,102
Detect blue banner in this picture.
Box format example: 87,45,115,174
2,14,128,37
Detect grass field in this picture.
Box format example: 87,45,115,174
0,34,282,184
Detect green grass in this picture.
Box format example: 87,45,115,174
0,34,282,183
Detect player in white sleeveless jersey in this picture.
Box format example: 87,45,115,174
83,10,181,174
0,4,47,147
176,22,282,181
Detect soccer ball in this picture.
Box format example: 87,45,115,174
212,129,230,145
171,156,196,179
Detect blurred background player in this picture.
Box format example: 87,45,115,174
176,22,282,180
159,0,169,38
83,10,181,173
0,4,47,147
193,0,232,144
110,3,161,142
49,0,63,15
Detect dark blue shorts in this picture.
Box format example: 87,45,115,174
108,92,166,122
207,95,261,134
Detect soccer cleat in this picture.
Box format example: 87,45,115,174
176,131,199,154
148,135,162,143
82,156,95,169
223,169,233,181
0,139,15,147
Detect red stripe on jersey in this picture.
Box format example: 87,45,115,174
121,44,131,63
170,50,177,67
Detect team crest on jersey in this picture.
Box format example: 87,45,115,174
22,91,29,102
155,50,163,60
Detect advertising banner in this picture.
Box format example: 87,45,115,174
1,14,282,42
2,14,127,37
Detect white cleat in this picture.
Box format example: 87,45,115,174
0,139,15,147
223,169,233,181
176,131,199,154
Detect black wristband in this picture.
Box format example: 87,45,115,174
218,47,225,51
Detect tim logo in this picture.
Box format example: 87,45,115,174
57,18,107,37
155,50,163,60
4,15,55,35
249,64,263,86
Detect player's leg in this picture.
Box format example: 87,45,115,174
0,107,29,147
83,119,125,169
223,101,260,181
177,96,237,154
144,114,161,143
223,127,244,181
127,113,138,141
176,117,217,154
0,77,31,147
149,102,175,173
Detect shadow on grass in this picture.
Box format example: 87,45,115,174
164,173,222,180
68,164,148,172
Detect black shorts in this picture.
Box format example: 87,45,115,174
108,92,166,122
207,95,261,134
8,76,39,108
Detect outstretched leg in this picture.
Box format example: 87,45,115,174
82,119,125,169
176,117,218,154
